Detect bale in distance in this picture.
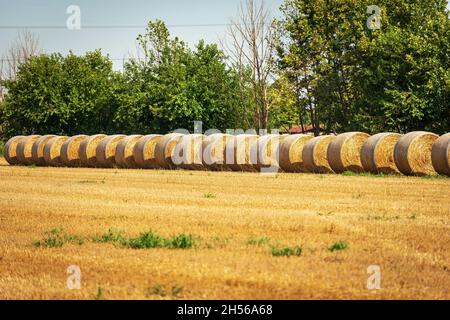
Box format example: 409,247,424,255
302,135,336,174
16,135,41,165
32,135,57,166
361,133,402,174
133,134,162,169
202,133,233,171
173,134,205,171
115,135,143,168
327,132,370,173
78,134,107,167
394,131,439,176
431,133,450,176
96,135,126,168
252,134,285,172
279,134,313,172
43,136,69,166
4,136,25,165
231,134,258,172
60,135,88,167
155,133,185,169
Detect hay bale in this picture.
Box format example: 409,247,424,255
432,133,450,176
231,134,258,172
43,136,68,166
78,134,107,167
394,131,439,176
360,133,402,174
96,135,126,168
31,135,57,166
302,135,336,173
16,135,41,165
115,135,143,168
202,133,233,171
279,134,313,172
252,134,285,172
172,134,205,171
155,133,185,169
60,135,88,167
4,136,25,165
133,134,163,169
327,132,370,173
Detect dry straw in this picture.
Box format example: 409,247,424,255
155,133,185,169
16,135,41,165
394,131,438,176
4,135,25,165
32,135,57,166
43,136,68,166
252,134,285,171
361,132,402,174
133,134,162,169
327,132,370,173
302,135,336,173
78,134,107,167
202,133,233,171
431,133,450,176
96,135,126,168
115,135,143,168
60,135,88,167
173,134,205,170
279,134,313,172
231,134,258,172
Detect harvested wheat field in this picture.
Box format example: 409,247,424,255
0,156,449,300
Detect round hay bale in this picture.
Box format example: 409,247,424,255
115,135,143,168
96,135,126,168
133,134,163,169
16,135,41,165
155,133,185,169
78,134,107,167
231,134,258,172
302,135,336,173
60,135,88,167
43,136,68,166
327,132,370,173
4,135,26,165
172,134,205,171
432,133,450,176
279,134,314,172
394,131,439,176
251,134,285,172
202,133,233,171
360,133,402,174
31,135,57,166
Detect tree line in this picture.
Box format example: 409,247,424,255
0,0,449,141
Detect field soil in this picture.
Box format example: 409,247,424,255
0,157,449,299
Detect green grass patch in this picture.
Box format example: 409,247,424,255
247,237,271,246
95,287,104,300
271,246,302,257
203,192,216,199
328,241,348,252
33,228,84,248
126,231,194,249
92,228,125,244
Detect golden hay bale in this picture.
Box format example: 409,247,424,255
202,133,234,171
43,136,68,166
431,133,450,176
172,134,206,171
279,134,313,172
78,134,107,167
327,132,370,173
115,135,143,169
31,135,56,166
4,135,26,165
16,135,41,165
60,135,88,167
302,135,336,173
251,134,285,172
96,135,126,168
231,134,258,172
394,131,439,176
361,132,402,174
133,134,163,169
155,133,185,169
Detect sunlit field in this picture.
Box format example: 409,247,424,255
0,157,449,300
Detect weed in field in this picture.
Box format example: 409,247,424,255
33,229,84,248
168,234,194,249
317,211,334,217
408,213,417,220
366,214,400,221
247,237,271,246
203,192,216,199
77,180,98,184
146,284,183,298
92,228,125,244
271,246,302,257
96,287,104,300
328,241,348,252
126,232,194,249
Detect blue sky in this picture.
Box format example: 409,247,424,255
0,0,448,70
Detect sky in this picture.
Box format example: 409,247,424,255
0,0,449,70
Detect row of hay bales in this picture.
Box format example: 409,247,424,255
3,131,450,176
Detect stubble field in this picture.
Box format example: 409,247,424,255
0,157,449,299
